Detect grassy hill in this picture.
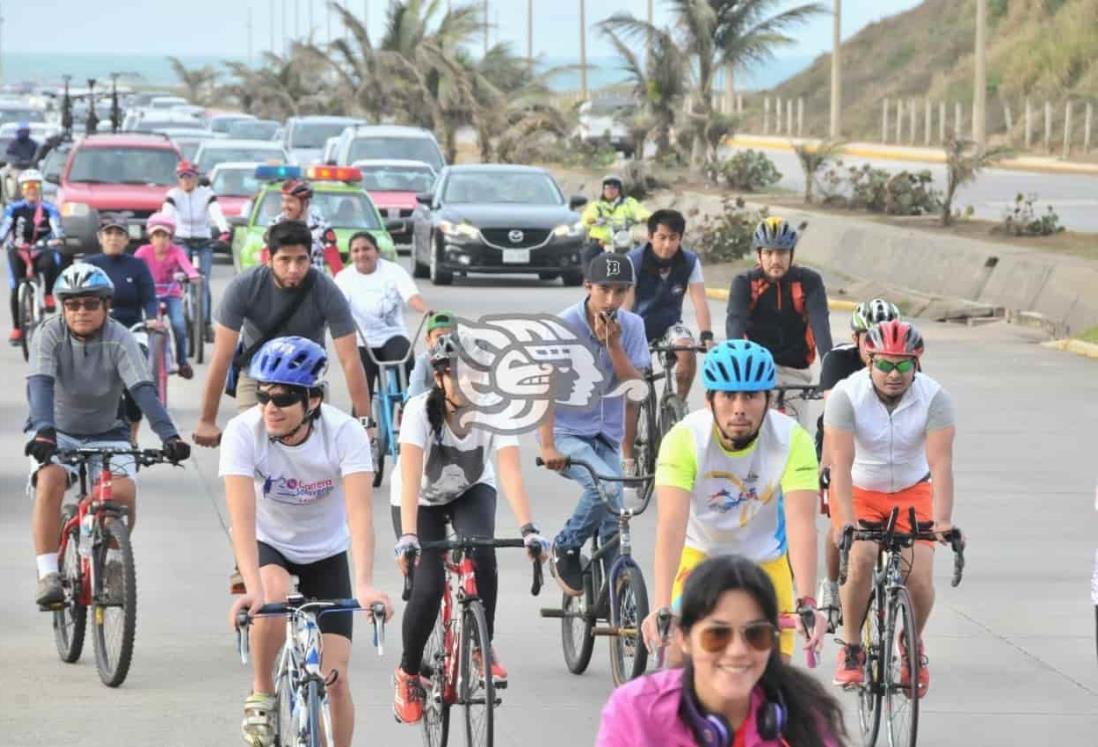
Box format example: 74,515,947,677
767,0,1098,141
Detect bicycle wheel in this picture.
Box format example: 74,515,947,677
152,332,169,406
304,678,328,747
884,588,919,747
191,284,206,364
17,281,33,361
421,610,451,747
53,506,87,663
658,394,687,439
560,591,596,675
857,587,885,747
460,601,494,747
633,394,658,477
92,515,137,687
371,396,387,488
609,563,650,686
274,651,297,747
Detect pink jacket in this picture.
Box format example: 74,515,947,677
597,669,837,747
134,243,200,299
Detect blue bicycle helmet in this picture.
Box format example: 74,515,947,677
752,216,798,251
702,340,777,392
248,336,328,389
54,263,115,300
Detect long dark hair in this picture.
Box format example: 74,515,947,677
425,366,449,442
680,555,848,747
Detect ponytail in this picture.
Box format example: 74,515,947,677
425,377,447,443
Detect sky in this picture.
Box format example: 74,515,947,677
5,0,923,61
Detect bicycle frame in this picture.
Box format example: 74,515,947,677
56,456,119,607
358,314,427,457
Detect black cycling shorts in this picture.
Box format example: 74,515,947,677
257,542,354,640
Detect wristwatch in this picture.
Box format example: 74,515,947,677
699,330,714,343
358,416,376,429
520,523,540,537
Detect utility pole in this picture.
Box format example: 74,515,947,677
579,0,588,101
830,0,842,138
646,0,653,68
0,2,5,85
527,0,533,63
308,0,314,38
247,6,254,65
282,0,288,56
484,0,489,55
270,0,276,54
973,0,987,148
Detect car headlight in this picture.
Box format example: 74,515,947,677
552,221,585,238
61,201,91,218
439,221,479,241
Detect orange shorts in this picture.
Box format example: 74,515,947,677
845,481,934,546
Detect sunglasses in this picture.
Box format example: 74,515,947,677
697,621,778,654
62,298,104,312
256,389,306,408
873,358,916,374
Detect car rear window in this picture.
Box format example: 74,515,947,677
289,122,353,149
360,166,435,193
68,147,179,186
197,146,285,173
348,137,443,172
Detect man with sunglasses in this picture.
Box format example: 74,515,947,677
640,340,827,664
222,336,392,747
824,320,955,696
25,263,190,608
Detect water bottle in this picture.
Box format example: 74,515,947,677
78,513,94,558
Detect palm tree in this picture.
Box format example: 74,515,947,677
942,136,1011,225
168,57,217,105
792,139,844,203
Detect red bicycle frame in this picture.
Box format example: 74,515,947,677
437,553,479,704
56,462,119,607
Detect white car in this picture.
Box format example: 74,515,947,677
149,95,190,110
332,124,445,173
207,161,267,218
193,138,290,175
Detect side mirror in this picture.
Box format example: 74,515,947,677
415,192,433,206
569,194,588,211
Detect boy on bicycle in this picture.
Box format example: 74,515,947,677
407,310,455,398
223,336,392,747
824,320,956,696
25,264,190,609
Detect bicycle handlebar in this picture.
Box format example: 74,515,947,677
55,447,177,468
838,506,965,588
536,456,654,518
400,536,544,602
235,598,389,663
358,312,429,368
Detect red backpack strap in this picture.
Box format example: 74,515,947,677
749,275,769,312
791,280,806,316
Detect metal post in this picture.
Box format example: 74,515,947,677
973,0,987,148
830,0,842,138
939,100,946,143
646,0,653,68
787,98,793,136
764,97,770,134
282,0,288,56
726,66,735,117
1025,99,1032,149
882,98,889,143
1002,99,1013,144
797,97,804,138
1063,100,1073,159
579,0,587,101
0,2,5,84
270,0,276,53
775,97,782,134
248,6,254,64
895,98,902,143
909,97,917,144
955,101,963,139
1044,100,1052,153
527,0,533,62
924,97,932,146
1085,102,1093,153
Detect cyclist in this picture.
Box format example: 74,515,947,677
263,178,343,275
815,298,901,623
601,555,845,747
162,160,230,341
334,231,427,400
391,333,549,724
407,310,455,398
639,340,827,664
134,212,202,380
5,122,39,196
2,168,64,342
223,336,392,747
25,263,190,608
580,174,650,266
538,253,649,596
824,320,955,697
725,217,833,433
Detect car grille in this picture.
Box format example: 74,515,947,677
480,228,551,249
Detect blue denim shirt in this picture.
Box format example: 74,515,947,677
552,298,650,446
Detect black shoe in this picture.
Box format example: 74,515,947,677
204,323,214,343
36,572,64,608
178,362,194,379
551,545,584,597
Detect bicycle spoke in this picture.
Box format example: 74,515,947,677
885,589,919,747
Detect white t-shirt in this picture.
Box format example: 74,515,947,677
334,259,420,348
219,404,374,565
390,392,519,507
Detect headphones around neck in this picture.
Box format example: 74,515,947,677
679,668,787,746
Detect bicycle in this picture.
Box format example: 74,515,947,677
402,532,544,747
773,383,822,423
49,447,178,687
536,457,654,686
838,506,965,747
13,239,58,361
236,597,388,747
181,236,217,343
177,273,205,365
130,305,176,407
633,342,707,486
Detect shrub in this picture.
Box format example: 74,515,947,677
1001,193,1065,236
883,170,941,215
714,149,782,192
686,196,770,263
820,163,940,215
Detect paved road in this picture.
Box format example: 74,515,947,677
722,146,1098,233
3,258,1097,745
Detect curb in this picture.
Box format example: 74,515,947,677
705,286,858,312
1041,338,1098,360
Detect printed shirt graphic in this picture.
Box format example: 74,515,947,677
334,259,419,347
219,404,374,564
656,409,818,562
390,392,519,507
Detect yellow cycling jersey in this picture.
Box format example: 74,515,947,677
656,408,818,562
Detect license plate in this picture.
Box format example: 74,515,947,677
127,224,142,239
502,249,530,264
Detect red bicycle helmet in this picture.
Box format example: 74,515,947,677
176,160,198,177
281,178,313,201
865,320,924,358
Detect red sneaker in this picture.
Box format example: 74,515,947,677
8,328,22,344
833,643,866,687
899,636,930,698
473,647,508,688
393,667,424,724
44,295,56,312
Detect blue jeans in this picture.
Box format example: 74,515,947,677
183,239,212,321
161,296,187,366
553,433,623,553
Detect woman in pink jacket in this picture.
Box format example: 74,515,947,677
598,555,846,747
134,213,201,379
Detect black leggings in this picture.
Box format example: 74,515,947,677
8,247,60,327
393,483,498,675
358,336,412,401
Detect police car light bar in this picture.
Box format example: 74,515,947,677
306,165,363,183
255,164,302,181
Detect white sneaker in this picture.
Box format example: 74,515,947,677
241,692,277,746
819,579,840,632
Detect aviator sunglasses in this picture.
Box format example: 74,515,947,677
697,621,778,654
872,358,916,374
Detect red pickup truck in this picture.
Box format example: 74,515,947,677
55,133,181,255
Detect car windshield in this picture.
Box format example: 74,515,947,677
134,119,206,132
212,169,263,197
68,147,179,186
348,137,443,171
0,108,46,125
211,117,253,134
360,166,435,193
289,121,352,149
255,190,381,229
229,121,279,140
443,171,561,205
197,147,285,173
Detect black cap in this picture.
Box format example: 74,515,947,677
98,211,132,232
585,253,634,285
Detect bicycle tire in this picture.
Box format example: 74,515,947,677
857,586,885,747
53,507,87,663
152,332,169,406
17,281,32,361
275,653,296,747
192,283,206,364
609,563,650,686
92,515,137,687
372,396,387,488
421,610,451,747
461,601,494,747
884,588,919,747
658,394,687,440
305,678,325,747
560,590,596,675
